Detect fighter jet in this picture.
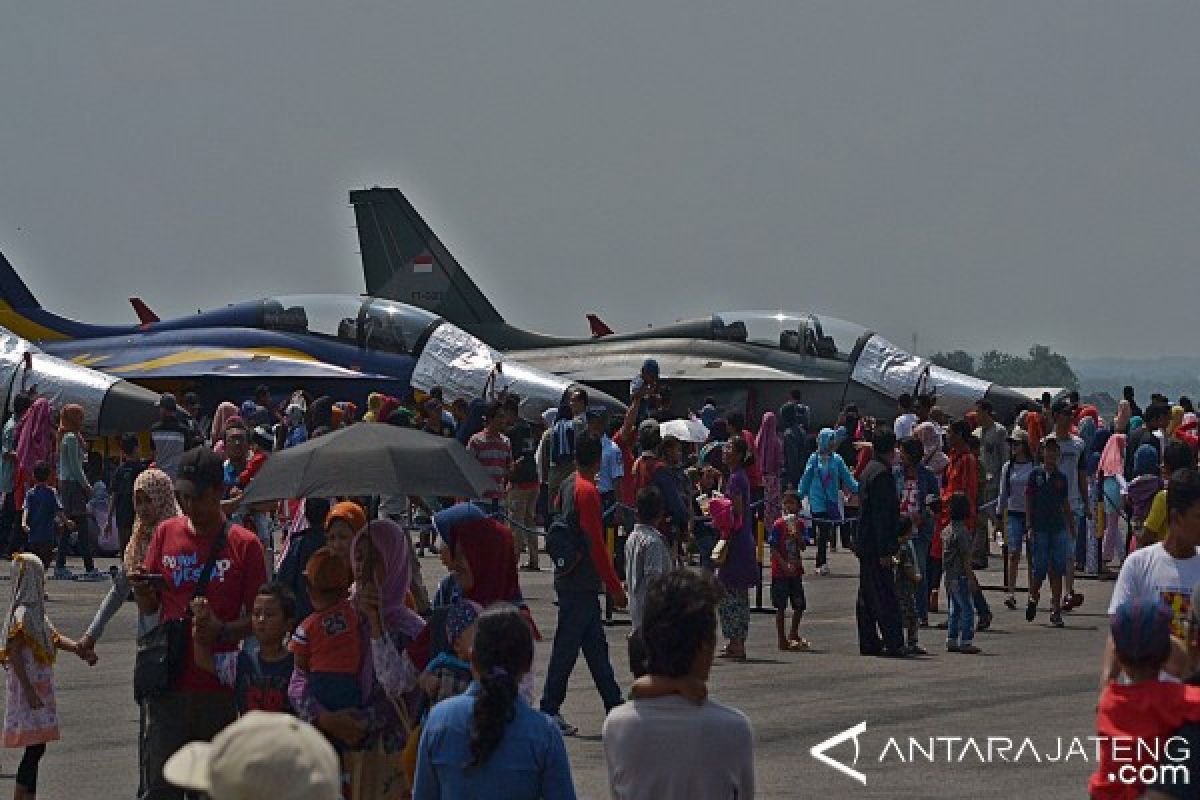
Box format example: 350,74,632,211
0,327,160,434
0,249,620,424
350,187,1030,427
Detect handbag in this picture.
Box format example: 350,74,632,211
134,521,229,702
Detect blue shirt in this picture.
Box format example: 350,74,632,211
24,484,61,545
597,435,624,494
413,683,576,800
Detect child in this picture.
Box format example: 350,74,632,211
894,518,924,655
419,600,480,707
691,466,721,572
431,543,464,609
940,492,980,654
1,554,95,800
289,547,362,712
1024,437,1073,628
21,462,73,572
1089,600,1200,799
193,582,298,714
768,490,809,651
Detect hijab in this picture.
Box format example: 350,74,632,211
16,397,55,475
210,402,239,443
433,503,521,609
1168,406,1185,440
755,412,783,474
57,403,86,453
1078,416,1098,455
126,468,181,574
1,554,57,666
914,421,950,475
363,393,385,423
377,396,401,425
1098,434,1126,479
352,519,425,641
1133,443,1159,478
1129,416,1144,435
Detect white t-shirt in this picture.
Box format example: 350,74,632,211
894,413,918,441
603,695,755,800
1109,543,1200,638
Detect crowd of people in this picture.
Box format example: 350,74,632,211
4,370,1200,798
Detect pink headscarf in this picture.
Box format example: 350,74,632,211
351,519,425,641
210,402,239,443
16,398,54,475
755,411,783,474
1098,434,1127,479
914,421,949,476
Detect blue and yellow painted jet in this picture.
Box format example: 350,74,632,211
0,249,618,422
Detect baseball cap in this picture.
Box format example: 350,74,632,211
164,711,339,800
159,393,177,412
175,448,226,496
1110,599,1172,666
304,547,352,594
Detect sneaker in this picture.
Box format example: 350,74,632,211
976,612,993,632
51,567,75,581
1025,597,1038,622
817,565,830,576
1004,594,1017,610
907,644,927,656
1050,610,1065,628
946,642,960,653
550,714,578,737
958,644,982,655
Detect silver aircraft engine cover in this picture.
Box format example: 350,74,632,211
850,334,991,419
411,322,624,421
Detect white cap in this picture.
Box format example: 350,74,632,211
163,712,340,800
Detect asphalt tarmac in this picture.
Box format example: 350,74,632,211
12,546,1116,799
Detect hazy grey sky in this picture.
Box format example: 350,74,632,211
2,3,1197,359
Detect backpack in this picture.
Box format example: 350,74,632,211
546,510,588,576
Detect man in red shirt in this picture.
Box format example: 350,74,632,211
133,446,267,800
539,433,628,737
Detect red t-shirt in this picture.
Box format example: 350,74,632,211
1090,680,1200,799
290,597,361,675
142,516,267,693
575,474,623,597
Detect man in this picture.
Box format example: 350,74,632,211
163,711,340,800
181,392,205,444
788,388,813,432
603,570,754,800
1126,402,1169,481
1050,398,1090,609
630,358,659,423
1102,469,1200,686
466,400,512,510
854,429,906,657
107,433,149,556
592,407,625,515
941,419,993,629
780,401,810,491
0,393,32,555
1124,385,1143,423
132,447,268,800
974,400,1009,562
540,433,627,737
250,385,275,428
624,487,672,634
504,394,541,571
894,393,918,440
151,393,198,480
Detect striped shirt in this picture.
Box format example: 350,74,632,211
468,431,512,500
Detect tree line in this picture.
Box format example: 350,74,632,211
930,344,1079,391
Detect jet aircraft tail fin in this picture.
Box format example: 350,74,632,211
587,313,614,338
350,188,505,328
0,247,120,341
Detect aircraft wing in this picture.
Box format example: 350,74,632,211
65,345,391,382
512,352,841,384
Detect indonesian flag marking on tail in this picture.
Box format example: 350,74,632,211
412,254,434,274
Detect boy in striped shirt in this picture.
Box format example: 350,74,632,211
468,401,513,509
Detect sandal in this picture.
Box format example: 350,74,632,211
789,638,811,651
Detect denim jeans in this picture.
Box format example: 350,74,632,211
540,591,623,716
946,576,975,645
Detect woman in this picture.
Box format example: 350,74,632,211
797,428,859,576
293,518,425,800
55,405,100,581
412,605,575,800
716,438,759,662
1097,433,1127,573
996,433,1036,609
755,411,784,525
324,501,367,564
209,401,240,453
14,398,54,518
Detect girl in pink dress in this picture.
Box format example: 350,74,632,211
1,554,95,799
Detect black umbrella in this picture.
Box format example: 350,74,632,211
238,423,494,504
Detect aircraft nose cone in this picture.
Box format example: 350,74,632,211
97,380,162,435
983,385,1033,427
